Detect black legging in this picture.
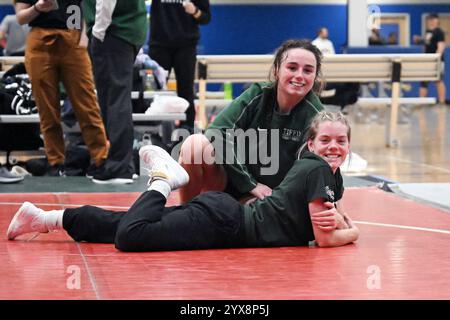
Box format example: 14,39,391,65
63,191,245,252
149,44,197,129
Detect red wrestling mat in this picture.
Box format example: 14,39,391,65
1,188,449,299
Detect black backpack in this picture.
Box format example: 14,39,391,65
0,63,43,152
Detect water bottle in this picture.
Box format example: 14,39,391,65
145,70,156,91
224,82,233,100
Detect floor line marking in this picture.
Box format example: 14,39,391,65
76,242,102,300
386,156,450,174
0,201,130,210
53,193,102,300
354,220,450,235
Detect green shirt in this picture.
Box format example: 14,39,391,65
206,82,324,196
243,151,344,247
83,0,148,47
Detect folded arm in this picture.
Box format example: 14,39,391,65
309,198,359,247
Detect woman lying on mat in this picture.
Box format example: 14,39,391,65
7,111,359,250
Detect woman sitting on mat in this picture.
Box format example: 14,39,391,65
7,111,359,250
178,39,324,203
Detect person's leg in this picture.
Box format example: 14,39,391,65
88,37,109,125
436,80,446,104
59,30,109,167
24,28,65,166
115,190,244,252
178,134,227,203
7,201,125,243
148,44,174,85
419,81,428,99
115,145,190,251
117,142,245,251
173,44,197,129
90,34,136,182
63,206,125,243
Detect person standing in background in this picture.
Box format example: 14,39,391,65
14,0,109,176
83,0,148,184
312,27,335,55
148,0,211,132
414,13,446,105
0,12,30,56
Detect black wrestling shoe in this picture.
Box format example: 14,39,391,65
92,169,133,185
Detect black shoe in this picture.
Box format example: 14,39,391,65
86,163,103,179
46,164,65,177
92,170,133,185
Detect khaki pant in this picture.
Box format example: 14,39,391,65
25,28,108,166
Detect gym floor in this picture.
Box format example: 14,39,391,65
1,104,449,299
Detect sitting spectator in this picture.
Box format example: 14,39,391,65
369,28,385,45
311,29,359,111
387,32,398,45
312,27,335,55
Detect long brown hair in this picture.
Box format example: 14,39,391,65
269,39,324,94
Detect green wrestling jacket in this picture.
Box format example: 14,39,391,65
83,0,148,47
243,151,344,247
206,82,323,196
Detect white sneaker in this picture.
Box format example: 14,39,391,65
7,202,48,240
139,145,189,190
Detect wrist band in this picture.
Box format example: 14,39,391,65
33,4,42,13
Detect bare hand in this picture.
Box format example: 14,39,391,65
413,35,422,44
78,31,89,48
249,183,272,200
311,202,338,231
182,1,196,15
335,212,349,229
35,0,58,13
239,195,258,205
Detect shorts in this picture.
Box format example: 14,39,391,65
420,61,445,88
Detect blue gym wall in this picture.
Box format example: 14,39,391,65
198,2,449,100
198,4,348,55
0,4,14,21
197,3,449,55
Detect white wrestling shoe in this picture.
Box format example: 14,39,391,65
7,202,48,240
139,145,189,190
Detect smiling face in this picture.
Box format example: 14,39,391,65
275,48,317,106
307,121,350,173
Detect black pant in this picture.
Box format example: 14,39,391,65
89,34,139,176
149,44,196,129
63,191,245,252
